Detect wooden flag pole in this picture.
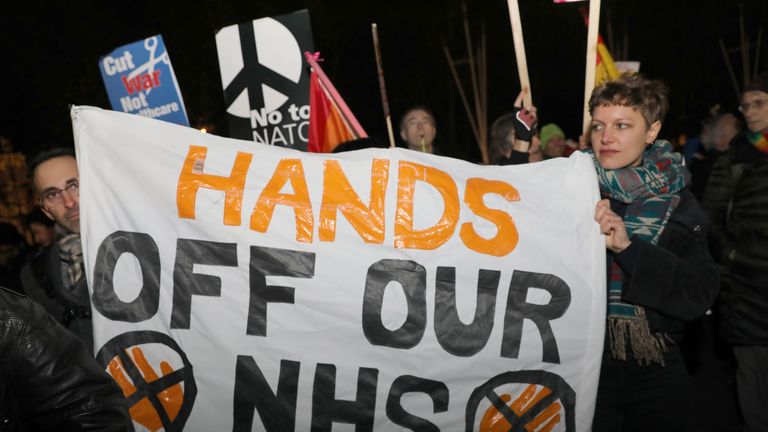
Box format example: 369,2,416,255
506,0,532,106
371,24,396,149
582,0,602,139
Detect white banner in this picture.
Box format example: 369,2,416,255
72,106,605,432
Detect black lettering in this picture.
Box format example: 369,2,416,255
92,231,160,322
362,259,427,349
233,357,299,432
502,271,571,363
248,246,315,336
311,364,378,432
386,375,448,431
434,267,500,356
171,239,237,329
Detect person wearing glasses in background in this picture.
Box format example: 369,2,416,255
20,147,95,354
701,71,768,432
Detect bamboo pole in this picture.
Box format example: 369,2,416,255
740,5,751,86
371,24,396,149
754,27,763,81
506,0,532,106
480,24,489,164
582,0,601,138
720,38,742,101
443,45,481,145
463,3,483,138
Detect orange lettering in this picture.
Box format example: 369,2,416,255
319,159,390,243
394,161,459,249
176,145,252,226
250,159,314,243
460,178,520,256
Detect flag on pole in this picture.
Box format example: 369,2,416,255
580,8,620,86
595,35,620,85
305,53,367,153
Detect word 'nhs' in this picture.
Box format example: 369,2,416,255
122,70,162,94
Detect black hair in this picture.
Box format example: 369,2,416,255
398,105,436,130
27,146,75,177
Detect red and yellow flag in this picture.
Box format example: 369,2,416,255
306,53,367,153
595,35,620,85
580,8,621,85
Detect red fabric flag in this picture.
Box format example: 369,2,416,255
306,53,367,153
307,70,356,152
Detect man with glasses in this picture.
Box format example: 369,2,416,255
701,72,768,432
20,147,94,353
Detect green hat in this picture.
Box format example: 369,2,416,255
540,123,565,151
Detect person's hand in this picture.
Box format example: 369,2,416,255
595,199,631,253
512,88,538,143
528,136,543,162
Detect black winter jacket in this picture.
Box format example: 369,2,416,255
700,133,768,344
0,287,129,431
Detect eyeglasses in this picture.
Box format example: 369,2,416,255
738,98,768,113
40,180,79,207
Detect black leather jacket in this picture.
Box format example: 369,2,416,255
0,287,130,431
20,241,93,353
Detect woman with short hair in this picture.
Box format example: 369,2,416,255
587,73,719,431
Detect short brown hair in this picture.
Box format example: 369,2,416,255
589,73,670,126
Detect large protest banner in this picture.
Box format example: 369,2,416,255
98,35,189,126
73,106,605,431
215,10,314,150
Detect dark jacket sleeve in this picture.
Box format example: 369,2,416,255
6,291,130,431
699,148,737,263
612,193,720,321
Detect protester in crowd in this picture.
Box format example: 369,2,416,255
539,123,571,158
399,105,438,154
19,147,94,353
587,73,719,431
0,222,27,294
26,206,56,248
689,111,743,197
488,89,541,165
0,285,130,430
489,114,542,164
700,71,768,432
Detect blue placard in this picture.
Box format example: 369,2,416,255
99,35,189,127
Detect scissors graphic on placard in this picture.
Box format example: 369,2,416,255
127,36,170,96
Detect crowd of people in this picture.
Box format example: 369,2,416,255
1,70,767,431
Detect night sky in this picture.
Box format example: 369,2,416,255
2,0,767,162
